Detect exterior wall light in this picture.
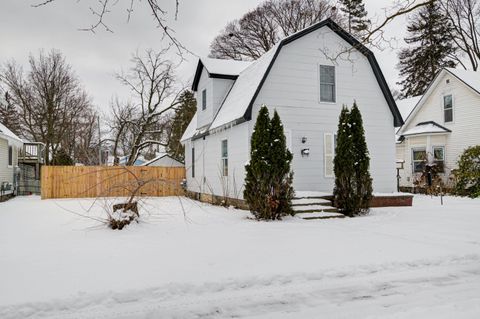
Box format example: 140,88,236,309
301,148,310,157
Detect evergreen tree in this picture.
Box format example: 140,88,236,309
339,0,371,38
397,2,457,98
167,90,197,162
269,111,294,218
244,106,294,220
244,106,272,219
333,106,355,215
349,102,372,214
0,91,21,136
333,103,372,217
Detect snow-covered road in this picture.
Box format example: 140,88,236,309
3,254,479,319
1,195,479,318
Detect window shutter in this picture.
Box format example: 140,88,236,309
324,133,334,177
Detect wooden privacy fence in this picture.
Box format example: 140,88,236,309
41,166,185,199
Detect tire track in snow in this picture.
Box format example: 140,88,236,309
2,254,480,319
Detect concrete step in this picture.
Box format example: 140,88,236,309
291,198,331,206
296,211,345,220
293,204,338,213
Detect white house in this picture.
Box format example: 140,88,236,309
181,19,403,201
142,154,184,167
0,122,23,196
396,68,480,188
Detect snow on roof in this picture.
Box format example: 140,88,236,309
0,122,23,146
201,58,252,77
402,121,451,136
180,113,198,142
445,68,480,94
396,96,421,123
210,44,279,130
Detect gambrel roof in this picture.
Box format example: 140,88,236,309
186,18,402,141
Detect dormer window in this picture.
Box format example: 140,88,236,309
202,89,207,110
443,94,453,123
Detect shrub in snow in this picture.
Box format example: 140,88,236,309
109,202,139,230
333,103,372,217
244,106,294,220
455,145,480,198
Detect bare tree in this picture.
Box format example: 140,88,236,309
210,0,343,60
1,50,94,165
109,48,182,166
440,0,480,70
31,0,185,55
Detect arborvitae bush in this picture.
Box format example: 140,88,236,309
244,106,294,220
455,145,480,198
333,103,372,217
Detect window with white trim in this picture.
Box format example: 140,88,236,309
202,89,207,110
433,146,445,173
324,133,335,177
320,65,335,103
221,139,228,176
8,146,13,167
412,148,427,173
191,147,195,178
443,95,453,122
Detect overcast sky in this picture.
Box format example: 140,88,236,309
1,0,409,113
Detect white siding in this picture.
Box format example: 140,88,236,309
0,138,19,185
195,69,235,129
185,124,248,199
248,26,396,193
397,71,480,186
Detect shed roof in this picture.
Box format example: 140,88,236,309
0,122,23,146
402,121,451,136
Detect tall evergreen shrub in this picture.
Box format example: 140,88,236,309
244,106,294,220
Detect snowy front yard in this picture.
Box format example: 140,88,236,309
1,195,479,318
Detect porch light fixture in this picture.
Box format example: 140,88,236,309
301,148,310,157
301,136,307,143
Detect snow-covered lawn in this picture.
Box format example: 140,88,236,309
0,195,479,318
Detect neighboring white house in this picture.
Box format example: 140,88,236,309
181,19,403,200
0,122,23,195
142,154,184,167
396,68,480,187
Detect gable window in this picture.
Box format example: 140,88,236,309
443,95,453,122
221,139,228,176
202,89,207,110
412,148,427,173
8,146,13,166
433,146,445,173
191,147,195,178
320,65,335,103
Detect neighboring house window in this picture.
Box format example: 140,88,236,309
8,146,13,166
324,133,335,177
433,146,445,173
412,148,427,173
202,89,207,110
191,147,195,178
221,139,228,176
320,65,335,103
443,95,453,122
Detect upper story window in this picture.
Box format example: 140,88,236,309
320,65,335,103
202,89,207,110
221,139,228,176
8,146,13,166
443,95,453,123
